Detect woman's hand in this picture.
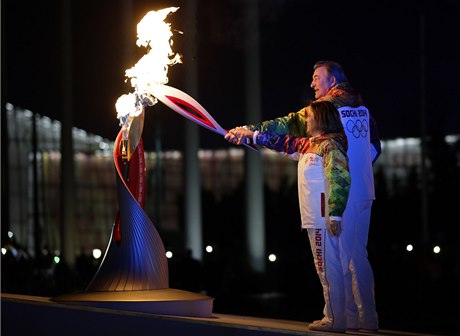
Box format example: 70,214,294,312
327,219,342,236
224,127,254,145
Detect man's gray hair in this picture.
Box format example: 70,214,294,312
313,61,348,83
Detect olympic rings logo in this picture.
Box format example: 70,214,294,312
346,119,368,138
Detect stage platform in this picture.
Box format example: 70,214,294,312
1,293,437,336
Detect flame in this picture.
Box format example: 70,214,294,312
116,7,182,125
115,93,142,120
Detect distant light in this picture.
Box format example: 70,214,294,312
1,248,6,255
99,141,110,150
166,251,173,259
92,249,102,259
406,244,414,252
165,151,181,160
24,109,33,118
74,128,87,137
445,135,459,144
395,138,406,146
54,256,60,264
8,231,13,239
433,246,441,254
405,137,420,146
206,245,213,253
268,254,277,262
41,116,52,128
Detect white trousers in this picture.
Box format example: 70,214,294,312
307,228,346,329
339,199,379,330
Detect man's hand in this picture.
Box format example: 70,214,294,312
327,219,342,236
224,127,254,145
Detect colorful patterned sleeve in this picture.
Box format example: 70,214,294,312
322,141,351,217
256,131,311,154
246,108,309,138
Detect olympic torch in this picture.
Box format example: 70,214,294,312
149,83,257,150
52,7,214,316
115,7,256,151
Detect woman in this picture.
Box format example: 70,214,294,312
225,100,351,332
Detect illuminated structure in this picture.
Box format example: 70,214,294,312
50,7,214,316
51,107,213,316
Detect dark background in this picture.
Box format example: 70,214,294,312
2,0,459,150
2,0,459,335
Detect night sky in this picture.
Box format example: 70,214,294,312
2,0,459,151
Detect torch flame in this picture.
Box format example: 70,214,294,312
126,7,182,101
116,7,182,127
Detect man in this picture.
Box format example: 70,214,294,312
227,61,381,332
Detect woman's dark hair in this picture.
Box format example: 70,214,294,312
309,100,344,134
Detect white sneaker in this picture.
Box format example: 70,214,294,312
309,318,346,333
